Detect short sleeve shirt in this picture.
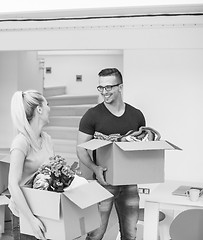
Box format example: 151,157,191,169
10,131,54,185
79,102,146,136
9,131,54,216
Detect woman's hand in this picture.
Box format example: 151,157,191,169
30,216,47,240
94,165,108,185
9,149,47,240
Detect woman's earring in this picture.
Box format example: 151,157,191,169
37,106,42,114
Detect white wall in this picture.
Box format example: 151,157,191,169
0,51,43,148
41,53,123,95
18,52,43,92
1,16,203,51
0,52,18,148
124,49,203,182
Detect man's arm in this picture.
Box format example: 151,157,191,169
76,131,107,185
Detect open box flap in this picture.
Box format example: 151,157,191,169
165,140,182,150
21,187,61,220
78,139,112,151
63,181,113,209
115,140,182,151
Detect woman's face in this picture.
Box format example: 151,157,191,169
41,97,50,125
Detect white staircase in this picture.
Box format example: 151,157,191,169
43,86,67,97
44,86,98,164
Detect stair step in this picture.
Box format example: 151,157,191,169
47,95,98,106
50,105,93,117
44,126,78,140
0,148,10,160
53,139,77,153
49,116,81,127
44,86,66,98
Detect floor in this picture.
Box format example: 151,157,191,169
1,220,13,240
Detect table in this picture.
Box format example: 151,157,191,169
143,180,203,240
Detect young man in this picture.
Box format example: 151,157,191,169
77,68,146,240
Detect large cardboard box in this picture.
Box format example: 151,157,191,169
0,154,10,194
79,140,181,185
20,180,113,240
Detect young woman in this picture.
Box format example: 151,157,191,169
8,90,54,240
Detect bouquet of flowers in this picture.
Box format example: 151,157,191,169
32,155,80,192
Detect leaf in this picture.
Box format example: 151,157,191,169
70,161,79,172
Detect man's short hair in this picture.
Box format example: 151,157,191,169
98,68,123,84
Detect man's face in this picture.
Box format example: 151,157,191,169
98,75,121,104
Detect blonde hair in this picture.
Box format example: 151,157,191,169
11,90,44,151
22,90,44,122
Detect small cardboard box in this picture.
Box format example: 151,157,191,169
20,180,113,240
0,154,10,194
79,140,181,185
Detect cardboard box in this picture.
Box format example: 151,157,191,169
0,154,10,194
20,180,113,240
79,140,181,185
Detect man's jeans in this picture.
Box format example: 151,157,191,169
86,184,140,240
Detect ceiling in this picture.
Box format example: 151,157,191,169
0,4,202,20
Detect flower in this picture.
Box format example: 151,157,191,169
32,155,80,192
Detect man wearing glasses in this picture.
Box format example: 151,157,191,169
77,68,146,240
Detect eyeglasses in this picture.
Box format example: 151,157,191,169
97,84,120,92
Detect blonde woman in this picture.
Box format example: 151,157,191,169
8,90,54,240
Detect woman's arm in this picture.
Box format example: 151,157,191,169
8,149,47,240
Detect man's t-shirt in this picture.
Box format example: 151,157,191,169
79,102,146,137
79,102,146,180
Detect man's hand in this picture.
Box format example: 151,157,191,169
94,165,108,185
